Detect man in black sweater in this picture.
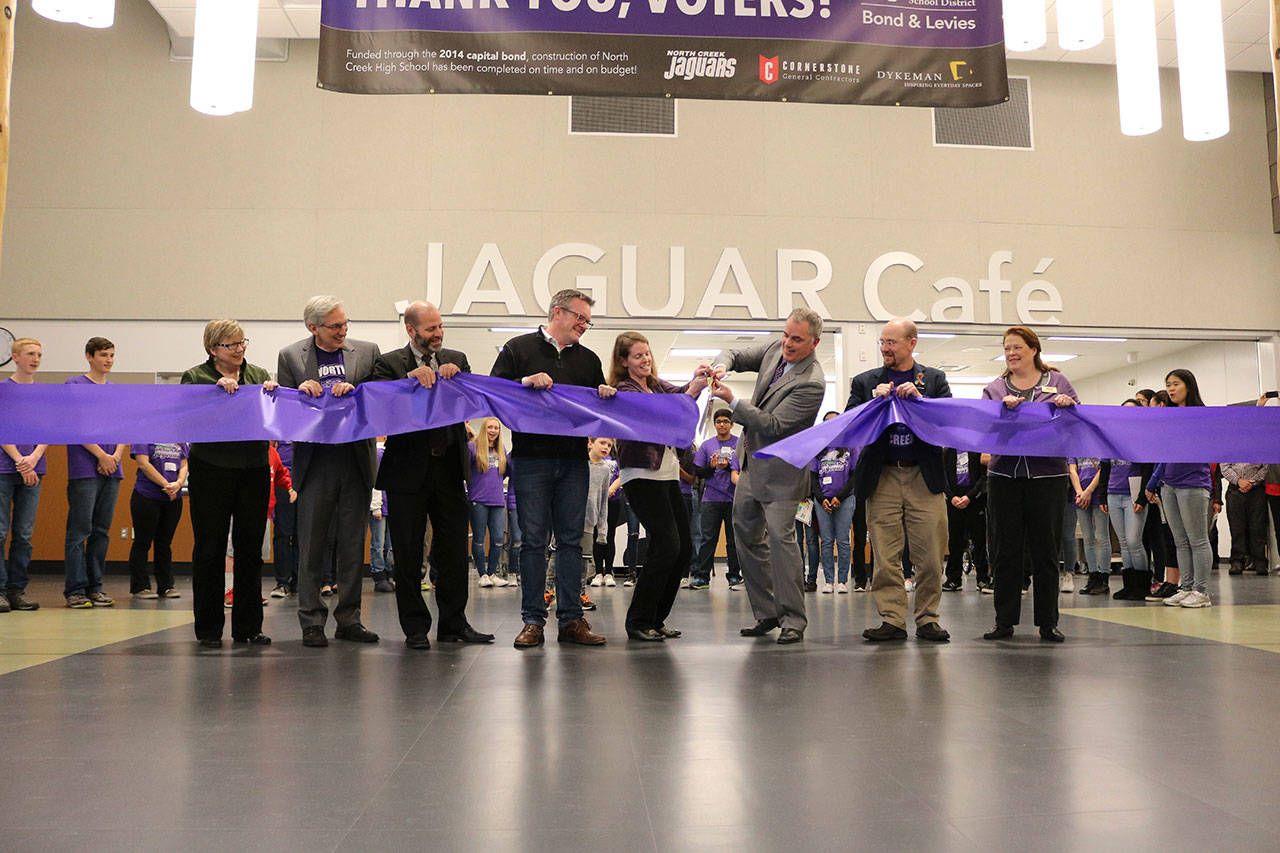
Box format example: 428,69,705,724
491,289,616,648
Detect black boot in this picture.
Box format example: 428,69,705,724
1081,572,1109,595
1113,569,1136,600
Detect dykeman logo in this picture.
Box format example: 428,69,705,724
759,55,779,85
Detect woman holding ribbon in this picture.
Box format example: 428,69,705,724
180,320,277,648
981,326,1080,643
609,332,708,642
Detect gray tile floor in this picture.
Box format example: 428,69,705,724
4,568,1280,852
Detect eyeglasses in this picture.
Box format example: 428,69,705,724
878,339,903,347
318,321,350,331
215,339,249,350
557,306,593,328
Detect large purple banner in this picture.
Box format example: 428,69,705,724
318,0,1009,107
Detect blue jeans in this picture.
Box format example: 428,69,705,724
512,456,588,627
368,514,394,576
1107,496,1148,574
693,500,741,583
800,519,821,583
1162,486,1212,592
815,497,857,584
64,476,121,598
469,502,506,576
0,473,42,591
1076,504,1110,574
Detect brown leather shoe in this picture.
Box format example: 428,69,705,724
557,618,606,646
513,623,545,649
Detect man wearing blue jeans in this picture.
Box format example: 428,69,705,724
0,337,47,611
491,289,616,648
690,410,742,589
63,337,124,609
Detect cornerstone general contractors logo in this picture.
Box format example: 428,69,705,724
663,49,737,81
759,55,779,84
759,54,862,84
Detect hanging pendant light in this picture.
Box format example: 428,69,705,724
1173,0,1229,141
31,0,114,29
1004,0,1047,52
1113,0,1162,136
1057,0,1104,51
190,0,259,116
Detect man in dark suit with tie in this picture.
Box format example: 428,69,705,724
707,308,826,645
277,295,382,647
371,300,493,649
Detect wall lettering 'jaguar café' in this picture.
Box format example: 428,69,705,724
422,242,1065,324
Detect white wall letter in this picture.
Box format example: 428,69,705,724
863,251,926,322
776,249,832,318
621,245,685,316
977,250,1013,324
532,243,607,314
450,243,526,314
425,242,443,308
929,276,974,322
695,248,768,318
1016,280,1063,324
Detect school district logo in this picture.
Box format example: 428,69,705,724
759,55,779,85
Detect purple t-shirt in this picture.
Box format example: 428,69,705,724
603,457,621,502
811,447,855,499
884,368,921,463
1107,460,1137,495
1072,457,1103,508
695,436,740,503
275,441,294,471
130,443,189,501
315,346,346,392
468,442,506,506
1148,463,1212,493
64,375,123,480
982,371,1080,478
0,379,47,476
955,452,971,488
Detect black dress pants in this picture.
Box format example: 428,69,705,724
1225,486,1269,567
944,499,988,584
989,475,1067,628
622,479,691,630
188,458,268,641
386,460,470,639
128,490,182,594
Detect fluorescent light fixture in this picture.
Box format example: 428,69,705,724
669,348,723,358
32,0,114,28
681,330,774,336
663,373,695,383
489,327,539,334
1173,0,1229,141
1042,354,1078,362
1047,336,1128,343
949,376,998,385
1057,0,1104,51
824,374,838,383
190,0,259,116
916,332,955,340
1113,0,1162,136
1003,0,1047,51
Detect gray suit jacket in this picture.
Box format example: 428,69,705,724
717,340,825,503
277,336,381,490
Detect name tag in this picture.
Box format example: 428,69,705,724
163,462,178,472
822,476,832,484
1041,386,1057,394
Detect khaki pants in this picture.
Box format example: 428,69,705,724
866,466,947,628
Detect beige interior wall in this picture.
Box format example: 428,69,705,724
0,0,1277,332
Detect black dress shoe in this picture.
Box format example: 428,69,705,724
739,618,780,637
302,626,328,647
983,624,1014,640
656,626,682,638
626,627,665,641
941,579,962,592
916,622,951,642
405,634,431,650
233,633,272,645
1039,625,1066,642
862,622,907,641
197,637,222,649
334,623,379,643
438,625,495,643
777,627,804,644
803,581,817,592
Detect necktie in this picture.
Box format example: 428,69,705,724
423,352,449,455
769,360,785,386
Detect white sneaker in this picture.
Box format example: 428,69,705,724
836,583,849,594
1180,590,1212,608
1059,572,1074,593
589,574,604,587
492,575,510,587
133,590,158,600
622,578,636,587
1163,589,1192,606
819,582,833,594
679,577,691,589
904,578,915,592
478,574,493,588
604,574,617,587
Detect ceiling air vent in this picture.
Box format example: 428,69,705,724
933,76,1032,150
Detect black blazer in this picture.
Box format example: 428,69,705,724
371,344,471,492
942,449,987,505
845,362,951,498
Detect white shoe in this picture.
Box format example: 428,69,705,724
478,574,493,588
1163,589,1192,606
493,575,510,587
679,577,691,589
589,574,604,587
836,583,849,594
622,578,636,587
1179,590,1212,608
1059,572,1074,593
604,574,617,587
904,578,915,592
819,582,833,594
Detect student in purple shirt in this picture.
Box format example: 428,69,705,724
689,410,742,589
63,337,125,609
470,417,511,588
982,326,1079,643
127,442,189,599
1145,369,1215,609
1069,456,1110,596
809,412,858,593
0,337,47,611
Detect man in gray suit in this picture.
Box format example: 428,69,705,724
707,308,825,644
277,295,382,647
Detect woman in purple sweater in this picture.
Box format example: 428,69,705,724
981,326,1079,643
609,332,708,642
1145,369,1214,608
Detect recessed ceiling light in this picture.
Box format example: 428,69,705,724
489,327,538,334
1047,336,1128,343
992,353,1079,363
961,347,984,353
669,348,723,358
682,329,773,336
949,376,997,384
916,332,955,339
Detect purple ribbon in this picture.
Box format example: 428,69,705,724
756,396,1280,466
0,374,697,447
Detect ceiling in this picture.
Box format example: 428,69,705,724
147,0,1277,73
